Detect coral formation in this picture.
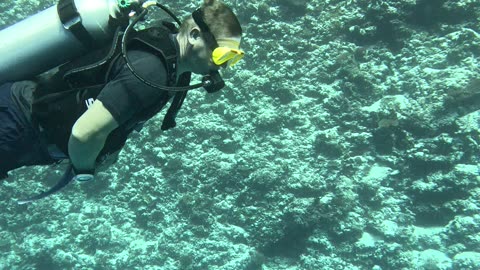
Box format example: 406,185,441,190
0,0,479,269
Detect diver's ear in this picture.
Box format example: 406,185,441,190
188,28,201,44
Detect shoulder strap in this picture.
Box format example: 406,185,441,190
128,23,178,86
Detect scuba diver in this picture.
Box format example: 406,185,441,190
0,0,244,203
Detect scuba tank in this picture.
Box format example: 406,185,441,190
0,0,225,92
0,0,127,84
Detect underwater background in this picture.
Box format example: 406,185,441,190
1,0,480,269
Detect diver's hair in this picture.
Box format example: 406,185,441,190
179,0,242,39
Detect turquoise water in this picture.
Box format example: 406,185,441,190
0,0,479,269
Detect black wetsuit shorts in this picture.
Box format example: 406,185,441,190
0,83,53,179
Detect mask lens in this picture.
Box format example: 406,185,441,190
228,52,244,66
213,48,244,66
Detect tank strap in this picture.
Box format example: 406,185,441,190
57,0,96,49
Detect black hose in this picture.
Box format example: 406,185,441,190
156,2,182,26
17,164,75,204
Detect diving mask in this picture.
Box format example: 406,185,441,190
212,39,244,66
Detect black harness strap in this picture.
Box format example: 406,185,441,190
130,23,179,86
57,0,96,49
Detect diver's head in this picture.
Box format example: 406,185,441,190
177,0,244,75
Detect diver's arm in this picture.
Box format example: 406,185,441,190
68,100,119,172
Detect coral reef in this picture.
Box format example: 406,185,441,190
0,0,479,269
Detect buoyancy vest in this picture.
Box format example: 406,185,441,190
32,22,190,158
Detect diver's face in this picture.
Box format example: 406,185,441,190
187,28,218,75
